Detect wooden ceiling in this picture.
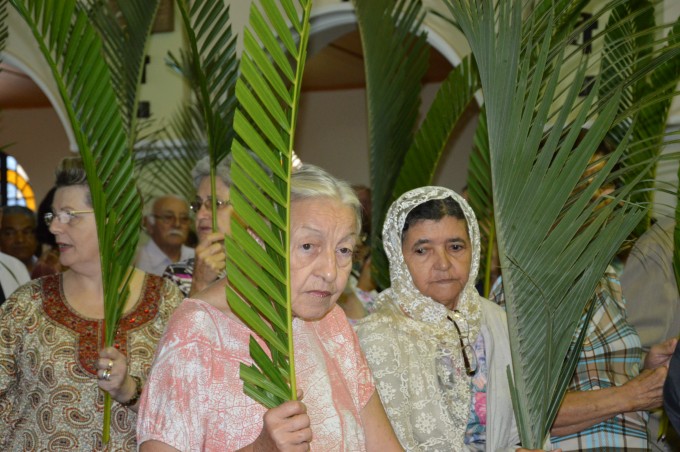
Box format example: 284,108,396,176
0,29,454,109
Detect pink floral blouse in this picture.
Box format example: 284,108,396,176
137,299,375,451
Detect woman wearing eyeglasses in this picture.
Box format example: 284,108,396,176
355,187,520,451
163,155,234,297
0,158,183,450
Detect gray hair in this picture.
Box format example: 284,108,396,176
143,194,187,225
291,164,362,234
192,155,233,190
54,157,92,206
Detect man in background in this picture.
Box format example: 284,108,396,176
136,195,194,276
0,208,30,305
0,205,39,275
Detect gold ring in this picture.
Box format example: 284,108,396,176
107,360,113,371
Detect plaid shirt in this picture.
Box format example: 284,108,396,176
491,268,647,451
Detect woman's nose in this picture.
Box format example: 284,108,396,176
316,249,337,282
433,248,451,270
48,220,62,235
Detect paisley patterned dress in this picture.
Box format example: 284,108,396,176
0,273,182,451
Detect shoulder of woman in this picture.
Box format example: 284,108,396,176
159,297,232,346
479,296,507,316
1,277,46,324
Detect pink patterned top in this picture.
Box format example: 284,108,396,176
137,299,375,451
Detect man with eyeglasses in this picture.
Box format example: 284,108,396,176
136,195,194,276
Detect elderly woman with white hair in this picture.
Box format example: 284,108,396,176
137,164,402,451
163,155,235,296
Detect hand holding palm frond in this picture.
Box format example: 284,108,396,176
225,0,313,409
9,0,151,441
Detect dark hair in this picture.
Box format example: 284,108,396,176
401,197,466,241
54,157,92,206
35,187,58,247
1,205,35,220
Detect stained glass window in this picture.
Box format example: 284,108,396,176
1,152,35,210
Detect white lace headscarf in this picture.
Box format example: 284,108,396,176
379,186,482,339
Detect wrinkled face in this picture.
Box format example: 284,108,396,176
49,186,99,272
290,197,357,321
147,197,190,250
0,213,38,264
401,216,471,310
195,176,233,240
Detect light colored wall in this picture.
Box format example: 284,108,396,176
295,83,478,193
1,108,71,204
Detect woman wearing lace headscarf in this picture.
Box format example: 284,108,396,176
355,186,520,451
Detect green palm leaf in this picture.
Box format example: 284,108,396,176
467,108,497,296
442,0,654,446
84,0,160,145
391,55,480,195
134,103,206,204
600,3,680,240
0,0,7,56
168,0,239,231
225,0,313,409
352,0,429,290
10,0,150,441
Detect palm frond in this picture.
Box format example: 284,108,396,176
134,103,207,204
352,0,429,290
600,3,680,239
0,0,7,55
84,0,160,145
466,108,497,296
169,0,239,230
225,0,313,409
442,0,655,446
9,0,146,442
392,54,480,198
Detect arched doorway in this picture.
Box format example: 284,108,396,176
294,3,480,192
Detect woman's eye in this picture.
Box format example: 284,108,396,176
301,243,313,251
449,244,463,252
415,248,426,255
338,247,353,256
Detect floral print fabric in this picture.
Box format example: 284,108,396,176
137,300,375,451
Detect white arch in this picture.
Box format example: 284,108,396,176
1,53,77,152
307,3,481,107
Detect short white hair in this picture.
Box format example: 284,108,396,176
291,164,362,234
143,194,187,225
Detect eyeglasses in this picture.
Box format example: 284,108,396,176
152,214,191,225
44,210,94,226
447,313,478,376
189,197,231,213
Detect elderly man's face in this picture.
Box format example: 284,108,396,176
1,212,38,265
147,197,191,251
